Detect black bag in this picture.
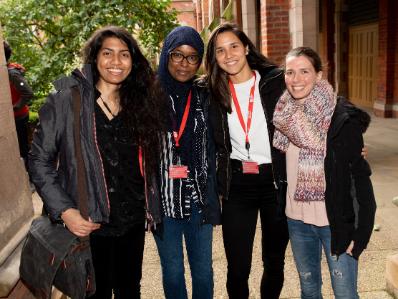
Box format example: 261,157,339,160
20,86,95,298
20,216,95,299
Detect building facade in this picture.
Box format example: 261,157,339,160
172,0,398,118
0,27,35,298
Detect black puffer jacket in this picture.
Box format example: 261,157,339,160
209,65,287,212
29,65,161,225
325,97,376,259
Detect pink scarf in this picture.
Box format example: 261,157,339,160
273,79,336,202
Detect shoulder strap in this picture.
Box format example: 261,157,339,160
71,86,89,221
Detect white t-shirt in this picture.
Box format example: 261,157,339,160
227,70,272,164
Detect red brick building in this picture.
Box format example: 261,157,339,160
172,0,398,118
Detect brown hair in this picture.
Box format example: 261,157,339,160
285,47,323,73
205,23,275,113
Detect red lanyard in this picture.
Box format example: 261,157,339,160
228,72,256,153
138,146,143,177
173,90,192,147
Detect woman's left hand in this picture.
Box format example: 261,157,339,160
361,146,368,159
346,240,354,256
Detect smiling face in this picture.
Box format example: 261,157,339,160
167,45,200,83
214,31,252,83
284,55,322,101
96,37,132,89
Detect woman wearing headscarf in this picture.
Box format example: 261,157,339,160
153,26,221,299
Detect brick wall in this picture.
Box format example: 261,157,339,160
392,0,398,118
171,0,197,29
375,0,398,117
259,0,291,65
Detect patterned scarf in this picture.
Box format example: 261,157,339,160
273,79,336,202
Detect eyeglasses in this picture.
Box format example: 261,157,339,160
169,52,200,65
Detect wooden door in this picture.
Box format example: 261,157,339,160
348,23,378,108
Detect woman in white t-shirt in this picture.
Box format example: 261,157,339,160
205,23,289,299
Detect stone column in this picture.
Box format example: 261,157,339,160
0,25,34,297
241,0,257,47
289,0,319,51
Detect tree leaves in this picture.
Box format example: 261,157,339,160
0,0,177,98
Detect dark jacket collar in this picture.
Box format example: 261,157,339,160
53,64,94,91
329,97,371,139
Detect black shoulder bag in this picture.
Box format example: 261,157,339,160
19,86,96,299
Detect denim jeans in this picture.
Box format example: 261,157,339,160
287,218,359,299
153,203,213,299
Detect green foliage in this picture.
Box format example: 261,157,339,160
0,0,177,101
29,111,39,125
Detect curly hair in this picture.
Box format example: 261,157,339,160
205,23,276,113
81,26,166,173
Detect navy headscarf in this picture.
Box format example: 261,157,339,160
157,26,204,98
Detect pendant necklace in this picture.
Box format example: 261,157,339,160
99,95,118,117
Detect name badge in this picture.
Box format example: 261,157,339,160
242,161,259,174
169,165,188,179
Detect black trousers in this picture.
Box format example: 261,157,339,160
89,223,145,299
15,115,29,165
222,161,289,299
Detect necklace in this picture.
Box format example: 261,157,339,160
99,95,118,117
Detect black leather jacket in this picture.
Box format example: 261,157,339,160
29,65,162,225
209,65,287,211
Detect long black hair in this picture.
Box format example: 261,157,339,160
205,23,276,113
82,26,166,173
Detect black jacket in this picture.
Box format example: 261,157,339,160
209,65,287,211
8,64,33,119
194,81,222,225
29,65,162,225
325,97,376,259
158,80,221,226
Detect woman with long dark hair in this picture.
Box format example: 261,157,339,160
205,23,289,299
29,26,164,298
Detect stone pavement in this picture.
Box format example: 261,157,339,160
139,112,398,298
29,112,397,298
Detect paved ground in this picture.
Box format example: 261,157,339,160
29,111,398,298
139,112,398,298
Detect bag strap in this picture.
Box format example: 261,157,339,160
71,86,90,221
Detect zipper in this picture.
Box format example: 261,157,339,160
92,112,111,213
220,104,232,198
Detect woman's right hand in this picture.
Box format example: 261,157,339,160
61,208,101,237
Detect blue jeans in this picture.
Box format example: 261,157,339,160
287,218,359,299
154,204,213,299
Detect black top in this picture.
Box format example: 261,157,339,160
93,102,145,236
